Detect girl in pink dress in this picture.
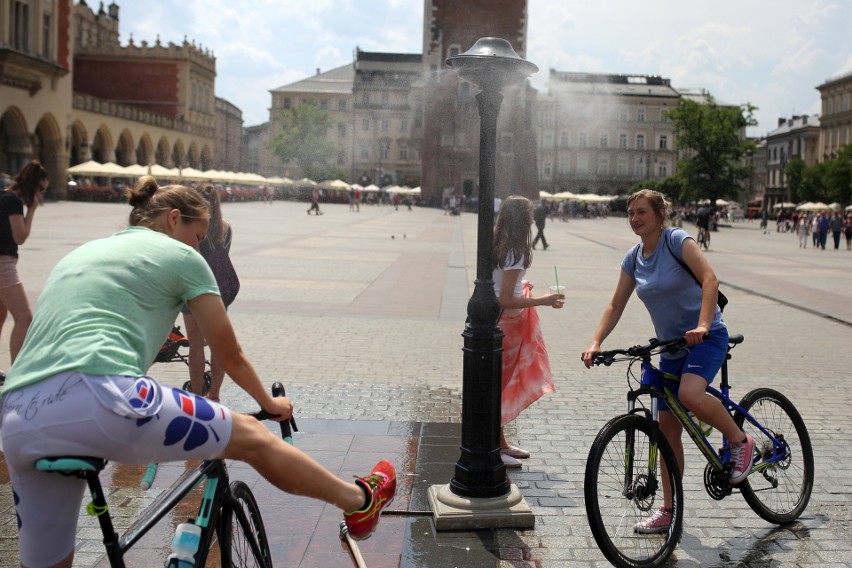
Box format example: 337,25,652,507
493,196,564,467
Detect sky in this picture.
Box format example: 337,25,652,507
117,0,852,137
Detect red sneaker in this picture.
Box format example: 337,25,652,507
343,460,396,540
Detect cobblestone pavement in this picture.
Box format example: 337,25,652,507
0,200,850,567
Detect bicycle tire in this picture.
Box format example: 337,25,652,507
733,388,814,524
182,372,211,396
219,481,273,568
585,414,683,567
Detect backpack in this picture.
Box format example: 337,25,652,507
632,230,728,312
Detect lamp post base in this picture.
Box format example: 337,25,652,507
427,483,535,531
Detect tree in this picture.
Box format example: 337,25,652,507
668,95,757,205
824,144,852,206
785,158,807,202
267,101,336,181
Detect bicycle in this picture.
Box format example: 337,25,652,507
696,225,710,250
155,326,212,396
35,382,297,567
584,334,813,568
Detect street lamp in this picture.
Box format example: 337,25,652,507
427,37,537,530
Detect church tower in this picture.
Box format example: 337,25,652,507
420,0,537,204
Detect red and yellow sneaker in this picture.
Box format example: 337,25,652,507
343,460,396,540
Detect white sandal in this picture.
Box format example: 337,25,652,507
500,445,530,459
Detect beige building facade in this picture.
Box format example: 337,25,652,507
535,71,679,195
816,71,852,161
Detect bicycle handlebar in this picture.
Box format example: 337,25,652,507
592,336,689,366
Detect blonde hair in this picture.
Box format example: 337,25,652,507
494,195,534,269
126,175,209,228
627,189,669,227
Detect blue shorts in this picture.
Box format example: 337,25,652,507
656,327,729,411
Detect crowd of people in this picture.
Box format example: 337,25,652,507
770,209,852,250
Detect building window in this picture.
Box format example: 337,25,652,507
501,133,513,154
619,107,628,121
544,133,553,147
637,108,645,122
544,162,552,176
401,119,408,132
560,131,570,147
11,0,30,52
658,160,668,177
659,135,668,150
283,97,291,109
381,92,390,106
380,143,389,160
636,134,645,149
399,144,408,159
42,14,51,57
319,99,328,110
577,155,589,174
598,158,609,175
579,132,588,148
360,147,370,159
619,133,627,148
380,119,389,132
600,133,608,148
617,159,628,176
635,160,646,177
337,124,346,138
338,100,347,111
559,162,570,175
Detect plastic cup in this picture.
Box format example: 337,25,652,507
549,285,566,309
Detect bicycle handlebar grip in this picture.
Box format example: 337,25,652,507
140,462,159,490
271,382,296,445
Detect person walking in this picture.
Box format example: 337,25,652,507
307,185,322,215
812,212,821,247
844,213,852,251
817,212,830,249
493,196,564,468
531,200,549,250
0,176,396,567
0,160,46,368
797,214,810,248
581,189,754,534
829,210,843,250
183,183,239,402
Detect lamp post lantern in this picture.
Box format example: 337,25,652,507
428,37,538,530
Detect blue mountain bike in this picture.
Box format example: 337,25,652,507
584,334,814,567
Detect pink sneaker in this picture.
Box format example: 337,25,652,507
729,433,756,484
633,507,672,534
343,460,396,540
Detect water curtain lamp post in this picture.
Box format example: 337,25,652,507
427,37,537,530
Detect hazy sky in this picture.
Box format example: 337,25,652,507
118,0,851,136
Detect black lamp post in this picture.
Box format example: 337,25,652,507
443,38,538,499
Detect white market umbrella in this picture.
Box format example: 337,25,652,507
319,179,351,190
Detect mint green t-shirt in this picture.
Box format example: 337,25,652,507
3,226,220,393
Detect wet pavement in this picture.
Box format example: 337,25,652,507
0,200,850,567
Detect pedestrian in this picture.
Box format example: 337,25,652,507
354,187,361,212
183,183,239,402
812,212,821,247
0,176,396,567
829,210,843,250
0,160,46,370
393,192,401,210
493,196,563,468
260,185,272,205
760,209,769,233
817,212,830,249
581,189,754,534
845,213,852,251
307,185,322,215
531,200,549,250
797,214,810,248
348,186,356,211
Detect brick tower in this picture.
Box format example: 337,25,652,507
420,0,537,205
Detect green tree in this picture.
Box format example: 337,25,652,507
667,95,757,204
799,162,829,203
785,158,807,202
824,144,852,205
267,101,336,181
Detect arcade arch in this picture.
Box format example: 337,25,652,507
91,126,114,163
136,133,153,165
69,120,89,166
171,140,185,168
186,142,199,169
0,106,29,176
155,137,169,166
115,129,135,166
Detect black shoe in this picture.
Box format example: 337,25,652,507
543,245,549,250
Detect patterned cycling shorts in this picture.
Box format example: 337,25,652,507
1,372,233,567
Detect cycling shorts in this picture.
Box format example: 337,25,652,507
656,328,729,411
1,372,233,567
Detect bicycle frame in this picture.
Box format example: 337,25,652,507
627,353,789,480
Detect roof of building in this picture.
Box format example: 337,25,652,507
674,87,737,108
548,70,679,98
270,64,354,94
766,115,821,137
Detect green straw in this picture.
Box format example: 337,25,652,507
554,266,560,292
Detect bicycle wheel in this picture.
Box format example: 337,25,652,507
733,388,814,524
219,481,273,567
585,414,683,567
